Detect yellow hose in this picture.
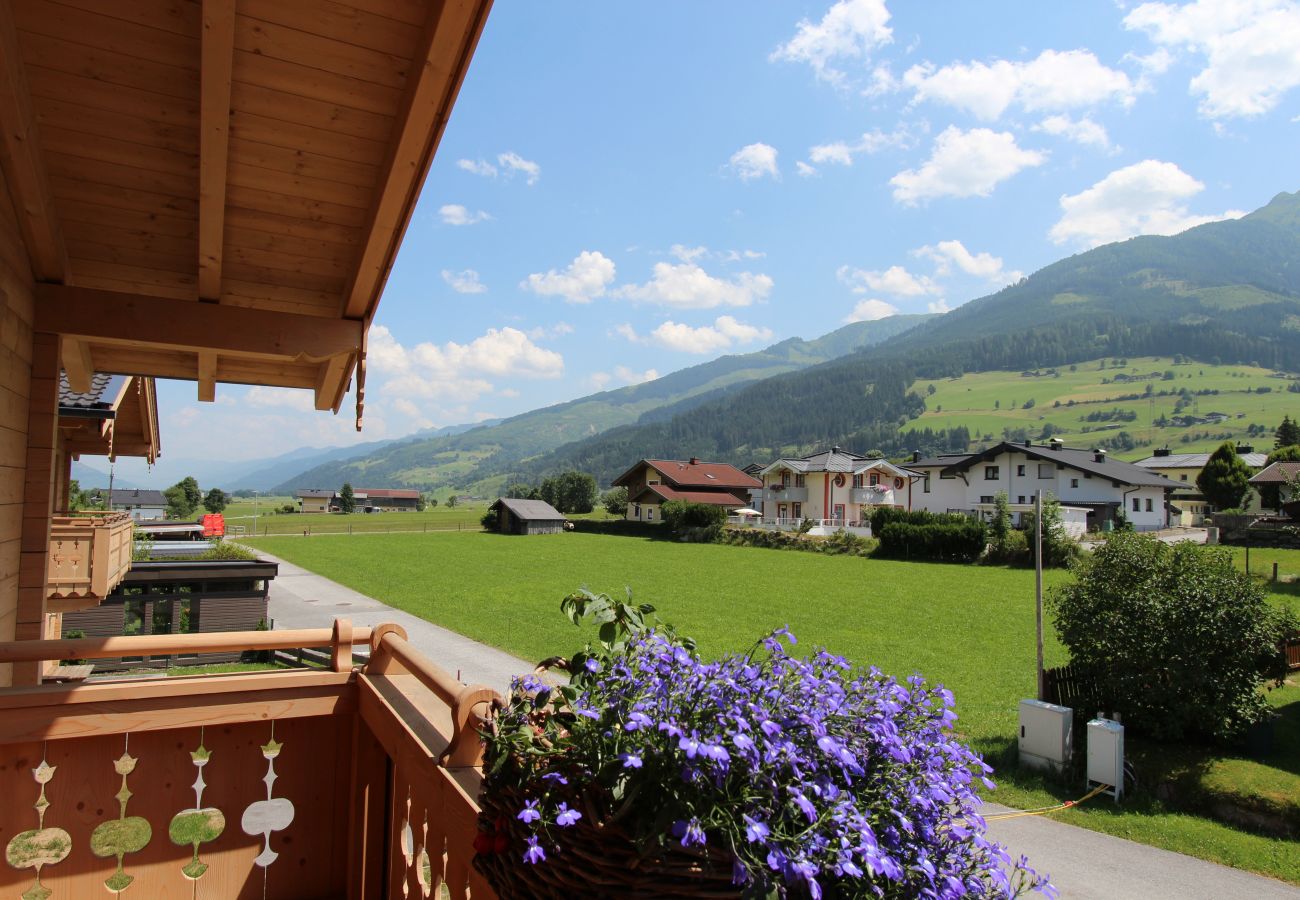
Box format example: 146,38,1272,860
984,783,1112,821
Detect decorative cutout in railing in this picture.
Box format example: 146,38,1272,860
5,756,71,900
90,738,152,892
168,729,226,880
241,723,296,869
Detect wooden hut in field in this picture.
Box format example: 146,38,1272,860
490,498,567,535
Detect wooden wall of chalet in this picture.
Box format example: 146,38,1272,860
0,168,35,687
499,508,564,536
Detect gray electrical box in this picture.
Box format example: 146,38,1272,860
1087,717,1124,802
1018,699,1072,773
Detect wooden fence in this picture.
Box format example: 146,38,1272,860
1286,636,1300,672
1041,664,1100,709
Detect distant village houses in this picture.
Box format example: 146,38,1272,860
1133,445,1267,524
295,488,421,513
755,447,917,527
611,458,760,524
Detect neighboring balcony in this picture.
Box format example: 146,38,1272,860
0,621,499,899
45,511,135,610
760,485,808,503
850,486,894,505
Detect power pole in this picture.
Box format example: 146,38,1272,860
1035,489,1045,701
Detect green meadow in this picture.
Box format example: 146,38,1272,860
247,530,1300,883
909,355,1298,459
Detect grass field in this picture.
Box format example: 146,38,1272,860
223,499,617,536
908,355,1296,459
247,530,1300,882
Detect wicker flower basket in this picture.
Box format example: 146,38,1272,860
473,782,739,898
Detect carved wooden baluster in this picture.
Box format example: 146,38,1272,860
168,728,226,881
5,753,72,900
90,736,152,893
241,722,296,874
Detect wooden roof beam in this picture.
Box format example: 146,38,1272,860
60,336,93,393
197,351,217,402
314,353,351,412
342,0,493,320
0,2,69,282
198,0,236,301
34,284,362,360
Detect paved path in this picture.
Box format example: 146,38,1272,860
259,550,1297,899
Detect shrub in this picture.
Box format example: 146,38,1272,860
481,506,500,531
985,528,1029,565
479,591,1052,898
1021,497,1080,568
659,500,727,535
1196,442,1252,511
600,486,628,516
869,506,971,534
878,520,987,562
1050,532,1298,744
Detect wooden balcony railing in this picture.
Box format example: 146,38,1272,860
46,511,135,609
0,621,501,899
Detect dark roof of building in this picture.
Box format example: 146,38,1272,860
913,442,1181,488
58,371,127,418
907,452,974,469
611,458,761,490
1249,461,1300,484
631,485,748,506
102,488,167,507
492,497,566,521
297,489,335,499
1134,451,1267,469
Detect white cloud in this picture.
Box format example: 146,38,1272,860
457,158,498,177
729,143,780,181
843,299,900,322
589,372,612,390
439,204,491,225
1049,159,1245,247
526,322,574,340
903,49,1136,120
1125,0,1300,118
643,316,775,354
770,0,893,87
456,152,541,184
1033,114,1112,150
837,264,939,297
914,240,1022,284
613,323,639,342
616,262,774,309
521,251,617,304
614,365,660,385
890,126,1046,204
441,268,487,294
808,126,913,167
245,386,316,411
927,299,952,314
497,151,541,185
670,244,709,262
796,161,819,177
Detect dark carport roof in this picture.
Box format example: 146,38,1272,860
492,497,566,521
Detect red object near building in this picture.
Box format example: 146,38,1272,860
201,514,225,537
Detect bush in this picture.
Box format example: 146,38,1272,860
1050,532,1298,744
481,506,500,531
877,520,987,562
600,486,628,517
1021,497,1080,568
720,528,877,557
985,528,1029,565
659,500,727,535
869,506,971,534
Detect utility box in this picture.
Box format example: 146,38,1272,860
1087,718,1124,802
1018,699,1072,774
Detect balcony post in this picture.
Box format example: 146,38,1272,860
14,331,60,685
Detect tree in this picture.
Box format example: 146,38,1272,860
1196,442,1252,511
428,497,439,509
338,482,356,514
1275,415,1300,448
67,479,93,511
539,471,597,514
447,495,458,508
164,476,202,519
601,486,628,517
505,482,541,500
202,488,229,513
415,494,427,512
1050,533,1296,743
1021,495,1078,568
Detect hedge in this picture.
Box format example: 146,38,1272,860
877,520,987,562
869,507,973,533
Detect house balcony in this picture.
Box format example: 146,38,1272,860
45,511,135,611
758,486,808,503
850,487,894,505
0,621,500,899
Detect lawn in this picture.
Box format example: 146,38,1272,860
226,501,616,536
246,530,1300,883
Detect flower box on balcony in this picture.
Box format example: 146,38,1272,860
46,511,134,604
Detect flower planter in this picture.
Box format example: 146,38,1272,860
46,512,134,605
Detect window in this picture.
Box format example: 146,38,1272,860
1145,498,1153,512
792,502,802,519
940,471,955,479
923,475,931,493
1132,498,1141,512
852,474,863,488
782,473,791,487
1038,464,1054,478
1180,474,1188,481
794,474,805,488
869,473,880,486
647,508,654,520
1070,478,1079,488
1017,496,1026,504
984,466,1000,480
1017,464,1026,477
979,495,994,504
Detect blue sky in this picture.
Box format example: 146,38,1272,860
125,0,1300,477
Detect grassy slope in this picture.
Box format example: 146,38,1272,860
248,531,1300,883
909,355,1294,459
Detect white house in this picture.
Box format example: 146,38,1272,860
908,439,1180,532
754,447,919,528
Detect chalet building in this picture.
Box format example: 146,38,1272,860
755,448,919,526
1249,461,1300,512
95,489,168,522
909,439,1181,532
612,458,761,524
488,498,567,535
1133,445,1267,523
297,489,334,514
364,488,421,512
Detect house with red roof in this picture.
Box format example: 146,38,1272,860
611,458,761,524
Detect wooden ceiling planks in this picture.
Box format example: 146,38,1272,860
4,0,493,418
